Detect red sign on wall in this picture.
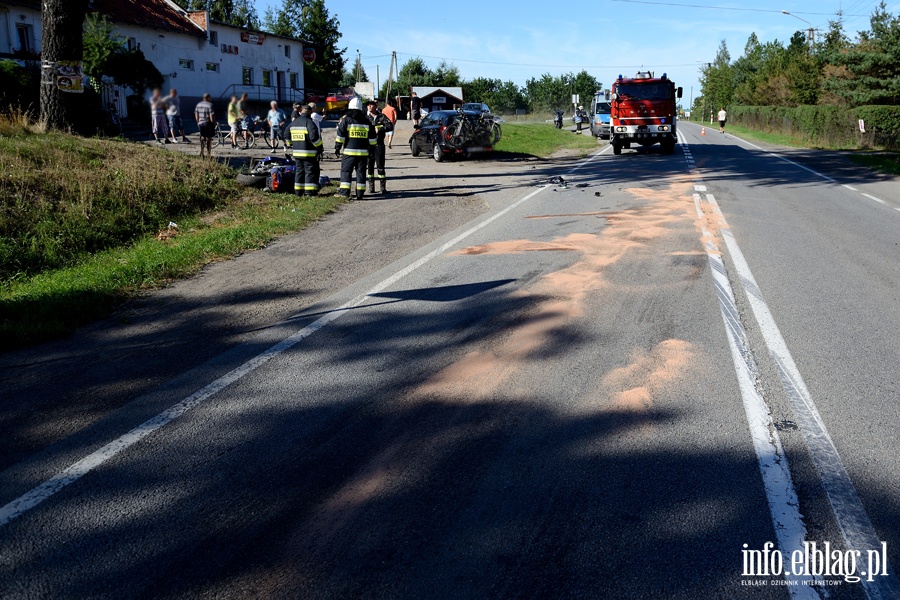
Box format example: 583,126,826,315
240,32,265,45
302,47,316,64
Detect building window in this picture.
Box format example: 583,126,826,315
206,63,219,73
262,70,273,87
242,67,253,85
178,59,194,70
126,37,137,51
15,24,33,52
289,73,298,89
284,45,290,58
209,30,218,46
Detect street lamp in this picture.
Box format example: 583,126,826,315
781,10,815,48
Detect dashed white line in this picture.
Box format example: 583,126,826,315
843,184,858,192
0,145,612,529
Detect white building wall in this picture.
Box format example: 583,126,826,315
0,4,41,56
120,22,305,107
0,2,306,112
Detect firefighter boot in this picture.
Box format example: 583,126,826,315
380,179,387,194
368,179,376,194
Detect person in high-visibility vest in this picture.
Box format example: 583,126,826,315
366,100,393,195
334,97,376,200
286,104,324,196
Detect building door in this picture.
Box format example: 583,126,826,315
276,71,285,103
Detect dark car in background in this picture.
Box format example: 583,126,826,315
461,102,492,115
409,110,498,162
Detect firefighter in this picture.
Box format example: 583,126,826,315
285,103,323,196
334,97,376,200
366,100,393,194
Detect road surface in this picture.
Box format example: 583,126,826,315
1,123,898,599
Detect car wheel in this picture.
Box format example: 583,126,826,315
410,138,420,157
433,143,444,162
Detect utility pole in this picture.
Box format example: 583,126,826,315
376,65,380,100
385,51,397,103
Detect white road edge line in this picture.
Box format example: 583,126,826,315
682,126,899,598
703,191,900,600
0,146,610,529
680,132,818,599
688,122,837,183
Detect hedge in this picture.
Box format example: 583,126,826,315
729,105,900,150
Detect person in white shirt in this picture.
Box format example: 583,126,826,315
266,101,287,150
308,102,323,135
718,107,727,133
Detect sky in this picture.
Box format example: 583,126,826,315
256,0,898,107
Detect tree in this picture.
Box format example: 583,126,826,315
40,0,91,130
825,2,900,105
395,57,434,92
172,0,259,28
264,0,346,90
432,61,461,87
82,14,124,87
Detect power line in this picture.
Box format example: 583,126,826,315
394,52,701,69
609,0,868,16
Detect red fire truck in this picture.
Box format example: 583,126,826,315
609,71,683,155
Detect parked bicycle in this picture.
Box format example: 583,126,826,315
212,118,256,149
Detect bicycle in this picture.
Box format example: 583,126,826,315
212,119,256,149
104,103,122,137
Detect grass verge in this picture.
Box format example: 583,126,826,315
1,192,343,350
723,123,812,148
847,153,900,176
494,123,598,158
0,113,343,350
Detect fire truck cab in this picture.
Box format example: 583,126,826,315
609,71,683,155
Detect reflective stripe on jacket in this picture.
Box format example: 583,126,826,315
286,114,323,158
335,111,376,157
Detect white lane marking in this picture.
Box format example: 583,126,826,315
684,123,900,214
0,147,610,529
860,193,900,212
690,193,818,598
689,123,837,182
703,192,900,600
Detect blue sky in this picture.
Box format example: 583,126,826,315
257,0,897,105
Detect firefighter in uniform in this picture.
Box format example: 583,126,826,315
366,100,393,194
285,104,323,196
334,97,376,200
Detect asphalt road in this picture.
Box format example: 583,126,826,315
1,123,898,599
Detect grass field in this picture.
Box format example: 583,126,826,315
494,123,599,158
0,114,341,350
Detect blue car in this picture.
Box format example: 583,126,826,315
590,100,612,139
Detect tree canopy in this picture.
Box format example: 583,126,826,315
263,0,345,90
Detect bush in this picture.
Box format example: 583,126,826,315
729,105,900,150
0,60,40,114
0,119,242,280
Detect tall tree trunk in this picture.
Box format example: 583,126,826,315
39,0,90,130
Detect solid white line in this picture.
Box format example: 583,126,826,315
0,148,611,528
690,193,817,599
703,192,900,599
